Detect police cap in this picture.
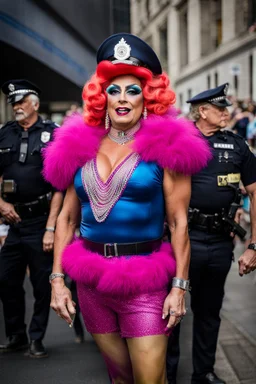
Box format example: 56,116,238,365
186,83,232,107
1,79,41,104
97,33,162,75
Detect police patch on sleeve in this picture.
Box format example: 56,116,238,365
41,131,51,143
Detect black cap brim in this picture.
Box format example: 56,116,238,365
7,92,37,104
210,99,232,107
7,94,25,104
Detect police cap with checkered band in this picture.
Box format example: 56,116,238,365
186,83,232,107
1,79,41,104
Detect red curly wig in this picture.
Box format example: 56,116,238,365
82,60,176,126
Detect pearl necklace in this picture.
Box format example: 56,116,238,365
108,122,141,145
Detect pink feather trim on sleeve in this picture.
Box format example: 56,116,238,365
43,110,212,190
42,114,105,190
134,111,212,175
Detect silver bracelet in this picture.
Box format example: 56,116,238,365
49,273,65,282
45,226,55,232
172,277,190,291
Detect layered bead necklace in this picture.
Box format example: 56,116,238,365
82,153,140,222
108,121,141,145
82,122,141,222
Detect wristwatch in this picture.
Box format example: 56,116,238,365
248,243,256,251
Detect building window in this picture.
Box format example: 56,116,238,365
214,0,222,47
159,22,168,71
234,74,239,97
235,0,255,35
214,72,218,87
179,93,183,107
248,0,256,30
179,5,188,67
112,0,131,33
201,0,222,55
207,75,211,89
249,54,253,100
146,0,150,18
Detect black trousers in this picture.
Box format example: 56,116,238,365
0,216,52,341
166,230,233,383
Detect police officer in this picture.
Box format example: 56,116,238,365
166,83,256,384
0,79,63,358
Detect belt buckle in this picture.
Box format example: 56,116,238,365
104,243,118,258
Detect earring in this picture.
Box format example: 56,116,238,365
143,106,147,120
105,111,110,130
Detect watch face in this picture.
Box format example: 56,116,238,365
248,243,256,250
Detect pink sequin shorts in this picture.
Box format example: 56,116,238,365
77,283,169,338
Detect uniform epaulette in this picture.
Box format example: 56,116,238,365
1,120,16,129
224,130,244,140
0,121,17,135
42,119,58,126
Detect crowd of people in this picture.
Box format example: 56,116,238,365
227,97,256,148
0,32,256,384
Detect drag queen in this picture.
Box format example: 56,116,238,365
43,33,211,383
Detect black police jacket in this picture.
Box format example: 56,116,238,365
190,130,256,213
0,116,59,203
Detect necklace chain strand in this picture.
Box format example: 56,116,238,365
108,122,140,145
82,152,140,222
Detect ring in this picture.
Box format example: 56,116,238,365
169,310,176,316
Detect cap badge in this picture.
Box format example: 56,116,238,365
224,84,229,95
114,38,131,61
8,83,15,92
41,131,51,143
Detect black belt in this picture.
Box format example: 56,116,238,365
83,238,162,258
188,208,224,234
14,192,52,219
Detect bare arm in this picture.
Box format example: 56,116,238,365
238,182,256,275
43,191,64,252
162,169,191,329
45,191,64,228
164,169,191,280
50,184,81,324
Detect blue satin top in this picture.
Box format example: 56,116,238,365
74,160,165,243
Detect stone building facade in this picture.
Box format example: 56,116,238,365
130,0,256,111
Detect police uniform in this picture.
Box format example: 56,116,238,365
0,80,59,356
167,84,256,384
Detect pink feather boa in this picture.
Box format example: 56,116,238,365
43,110,211,296
62,241,176,297
43,110,211,190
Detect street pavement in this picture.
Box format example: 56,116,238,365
0,240,255,384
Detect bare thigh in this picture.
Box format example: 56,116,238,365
92,332,134,384
127,335,168,384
